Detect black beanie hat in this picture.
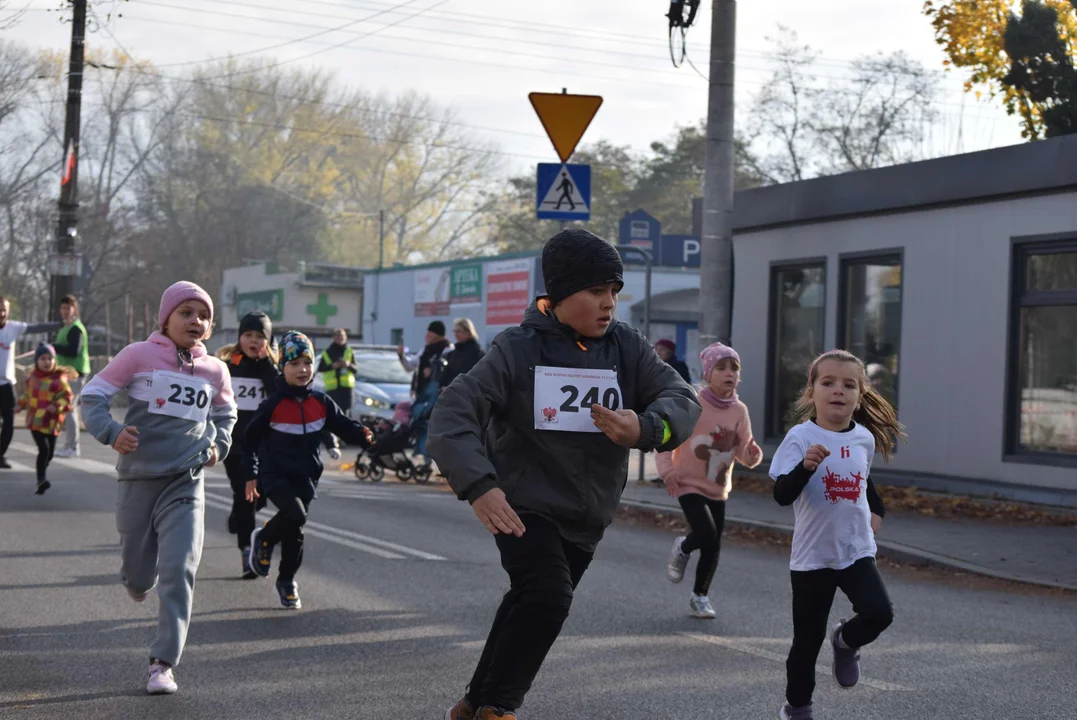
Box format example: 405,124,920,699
542,229,624,306
239,311,273,345
427,320,446,336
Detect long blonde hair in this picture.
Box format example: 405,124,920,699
216,340,280,366
788,349,906,460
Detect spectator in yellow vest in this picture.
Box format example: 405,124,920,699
54,294,90,458
317,328,356,417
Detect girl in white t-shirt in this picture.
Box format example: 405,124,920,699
768,349,905,720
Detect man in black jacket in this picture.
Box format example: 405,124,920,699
429,229,701,720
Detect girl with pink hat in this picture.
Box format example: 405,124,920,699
655,342,763,618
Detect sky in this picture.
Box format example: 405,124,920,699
4,0,1025,179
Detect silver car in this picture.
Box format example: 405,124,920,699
313,345,412,426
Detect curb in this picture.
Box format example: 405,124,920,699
618,498,1077,593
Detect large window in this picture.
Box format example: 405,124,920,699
1008,240,1077,462
839,253,903,410
768,261,827,437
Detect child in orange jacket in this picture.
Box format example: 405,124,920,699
18,343,75,495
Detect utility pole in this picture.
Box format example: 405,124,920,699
50,0,87,321
698,0,736,346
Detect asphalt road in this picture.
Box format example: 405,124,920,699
1,431,1074,720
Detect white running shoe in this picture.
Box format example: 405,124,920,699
126,586,147,603
667,536,689,583
328,448,341,460
146,662,177,695
689,593,716,619
55,448,79,458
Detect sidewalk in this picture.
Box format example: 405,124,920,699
620,474,1077,592
624,450,1077,591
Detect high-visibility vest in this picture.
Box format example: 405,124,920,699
320,346,355,391
55,319,90,376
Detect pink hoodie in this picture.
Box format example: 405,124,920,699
655,391,761,501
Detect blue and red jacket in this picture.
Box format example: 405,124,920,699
245,376,372,499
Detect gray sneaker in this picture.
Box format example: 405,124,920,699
689,593,716,619
667,536,689,583
779,703,813,719
831,617,861,688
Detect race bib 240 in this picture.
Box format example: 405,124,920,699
534,365,622,433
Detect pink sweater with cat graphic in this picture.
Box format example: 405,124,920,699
655,395,761,501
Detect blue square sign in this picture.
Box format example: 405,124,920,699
537,163,591,221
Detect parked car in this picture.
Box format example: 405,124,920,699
313,344,413,426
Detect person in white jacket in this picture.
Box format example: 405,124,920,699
0,297,60,468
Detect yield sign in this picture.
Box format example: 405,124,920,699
528,92,603,163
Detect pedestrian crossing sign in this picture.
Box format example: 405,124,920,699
536,163,591,221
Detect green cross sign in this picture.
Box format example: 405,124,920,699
306,293,338,326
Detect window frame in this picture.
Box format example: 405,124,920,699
765,257,828,440
1005,233,1077,468
836,249,904,411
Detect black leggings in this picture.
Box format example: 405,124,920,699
0,383,14,460
677,494,726,596
224,453,262,550
31,431,56,483
786,557,895,707
260,486,310,583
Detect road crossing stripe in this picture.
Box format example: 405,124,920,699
202,491,445,561
0,459,34,473
679,632,911,692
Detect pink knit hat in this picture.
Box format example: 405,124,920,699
158,281,214,329
700,342,740,380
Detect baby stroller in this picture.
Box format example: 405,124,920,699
353,400,434,484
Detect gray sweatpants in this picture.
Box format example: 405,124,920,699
61,376,83,452
116,469,205,666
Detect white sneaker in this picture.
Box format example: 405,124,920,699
667,536,689,583
126,586,147,603
689,593,716,619
146,662,177,694
55,448,79,458
328,448,341,460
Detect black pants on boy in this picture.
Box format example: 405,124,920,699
259,485,310,583
224,453,262,550
0,383,15,460
30,431,56,482
677,494,726,596
464,513,594,712
786,556,894,707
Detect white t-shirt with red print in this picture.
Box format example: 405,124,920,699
769,420,877,572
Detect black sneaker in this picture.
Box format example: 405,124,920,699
248,526,272,578
34,480,51,495
0,458,12,469
240,547,257,579
276,578,301,609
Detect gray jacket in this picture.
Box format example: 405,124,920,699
427,301,700,551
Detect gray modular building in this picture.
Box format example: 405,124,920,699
731,134,1077,505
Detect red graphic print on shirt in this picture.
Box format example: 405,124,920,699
822,467,863,504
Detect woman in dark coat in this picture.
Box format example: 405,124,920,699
440,317,485,390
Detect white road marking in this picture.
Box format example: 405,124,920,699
9,442,117,475
202,491,445,561
679,632,912,691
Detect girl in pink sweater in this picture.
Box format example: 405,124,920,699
656,342,762,618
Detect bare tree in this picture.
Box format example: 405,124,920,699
744,27,939,184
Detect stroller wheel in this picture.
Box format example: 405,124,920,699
354,456,371,480
396,465,413,482
369,464,385,483
414,464,432,484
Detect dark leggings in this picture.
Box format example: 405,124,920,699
259,485,310,583
224,453,261,550
31,431,56,483
786,557,895,707
677,494,726,596
0,383,14,459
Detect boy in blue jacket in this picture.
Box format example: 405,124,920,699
246,331,374,609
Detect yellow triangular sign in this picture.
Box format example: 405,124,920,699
529,92,603,163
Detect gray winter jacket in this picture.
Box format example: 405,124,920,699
427,300,700,551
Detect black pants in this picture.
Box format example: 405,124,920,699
0,384,14,460
786,557,894,707
259,486,310,583
465,513,594,712
224,453,262,550
677,494,726,596
30,431,56,483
